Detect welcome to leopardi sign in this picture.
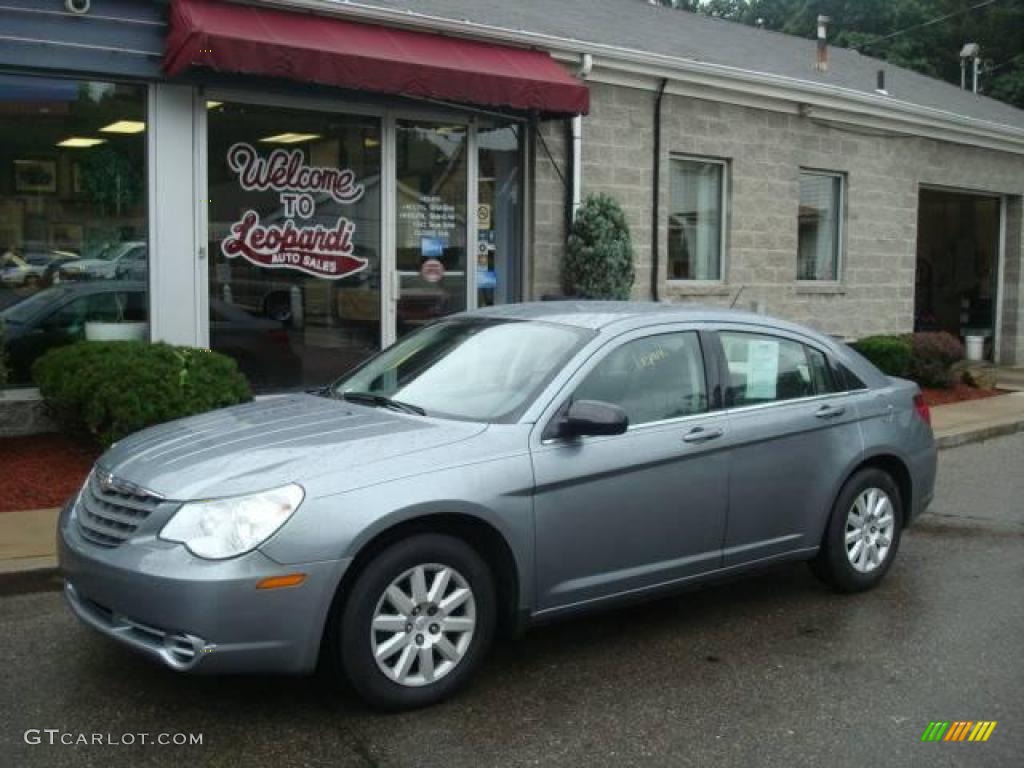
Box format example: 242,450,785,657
220,142,368,280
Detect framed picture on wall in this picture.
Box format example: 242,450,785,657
13,159,58,194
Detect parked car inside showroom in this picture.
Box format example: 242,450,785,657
58,303,936,710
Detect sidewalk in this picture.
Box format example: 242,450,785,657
931,391,1024,448
2,391,1023,585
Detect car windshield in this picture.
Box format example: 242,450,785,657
332,318,592,423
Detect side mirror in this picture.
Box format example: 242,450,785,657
559,399,629,439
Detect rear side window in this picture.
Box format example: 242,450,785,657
833,360,867,391
805,346,835,393
720,332,822,406
573,332,708,426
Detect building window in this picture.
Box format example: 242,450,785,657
0,75,148,387
797,170,843,281
667,156,726,281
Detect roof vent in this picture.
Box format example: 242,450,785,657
876,69,889,95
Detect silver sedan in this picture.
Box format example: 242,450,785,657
59,302,936,709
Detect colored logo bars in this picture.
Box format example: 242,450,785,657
921,721,997,742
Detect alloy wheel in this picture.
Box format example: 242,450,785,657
845,487,896,573
370,563,476,687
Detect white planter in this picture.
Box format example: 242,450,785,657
964,335,986,362
84,321,149,342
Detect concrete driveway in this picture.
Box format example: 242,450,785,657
1,434,1022,767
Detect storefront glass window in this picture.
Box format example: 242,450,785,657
395,120,467,336
207,103,382,391
476,121,522,307
0,75,148,386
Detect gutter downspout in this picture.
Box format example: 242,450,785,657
569,53,593,227
651,77,668,302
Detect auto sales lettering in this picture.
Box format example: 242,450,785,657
220,142,367,279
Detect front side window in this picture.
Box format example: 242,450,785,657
720,332,818,406
573,332,707,426
0,75,148,386
797,170,843,281
334,318,591,423
667,157,725,281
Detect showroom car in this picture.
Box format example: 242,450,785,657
58,302,936,710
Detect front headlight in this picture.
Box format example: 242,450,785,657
159,484,304,560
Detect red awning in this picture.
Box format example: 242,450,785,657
165,0,589,116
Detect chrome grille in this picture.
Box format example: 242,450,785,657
76,472,162,548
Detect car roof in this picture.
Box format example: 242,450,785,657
467,301,836,341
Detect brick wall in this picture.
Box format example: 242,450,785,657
530,80,1024,363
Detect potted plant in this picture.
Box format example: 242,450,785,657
84,292,148,342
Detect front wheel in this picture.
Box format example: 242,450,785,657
332,533,496,710
810,468,903,593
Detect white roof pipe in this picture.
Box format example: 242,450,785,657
571,54,592,220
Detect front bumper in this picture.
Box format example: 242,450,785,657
59,501,351,674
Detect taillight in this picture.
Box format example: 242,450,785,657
913,393,931,426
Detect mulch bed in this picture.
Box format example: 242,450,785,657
0,434,101,513
921,383,1007,408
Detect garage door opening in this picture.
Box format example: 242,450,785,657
915,188,1000,360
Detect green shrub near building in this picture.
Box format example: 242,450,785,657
850,335,912,378
564,193,635,300
33,341,252,447
851,331,965,389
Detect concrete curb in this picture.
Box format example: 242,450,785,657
935,418,1024,450
0,562,61,596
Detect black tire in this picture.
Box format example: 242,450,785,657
810,468,903,593
330,533,496,711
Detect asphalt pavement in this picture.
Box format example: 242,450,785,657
1,434,1022,767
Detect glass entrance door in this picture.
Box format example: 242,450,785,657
393,119,468,338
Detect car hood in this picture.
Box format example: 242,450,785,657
97,394,486,499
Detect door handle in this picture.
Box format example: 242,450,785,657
815,404,846,419
683,427,724,444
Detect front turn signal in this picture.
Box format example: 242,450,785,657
256,573,307,590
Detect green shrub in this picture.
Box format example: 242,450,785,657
33,341,252,446
851,335,912,377
564,193,635,299
908,331,964,389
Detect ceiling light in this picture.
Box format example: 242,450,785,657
259,132,322,144
206,101,223,109
56,137,106,148
100,120,146,134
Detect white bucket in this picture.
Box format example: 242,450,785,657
965,335,985,362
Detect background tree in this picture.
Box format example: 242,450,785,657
656,0,1024,109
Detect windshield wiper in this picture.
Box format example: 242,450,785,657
340,391,426,416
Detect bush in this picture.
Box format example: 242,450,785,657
564,193,635,299
851,335,911,377
908,331,964,389
33,341,252,446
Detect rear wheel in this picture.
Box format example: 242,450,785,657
810,468,903,593
331,533,496,710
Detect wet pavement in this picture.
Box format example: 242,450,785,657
1,434,1022,767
